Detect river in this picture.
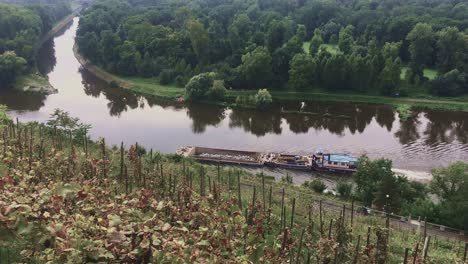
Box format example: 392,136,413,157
1,18,467,181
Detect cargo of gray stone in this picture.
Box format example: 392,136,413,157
199,153,257,162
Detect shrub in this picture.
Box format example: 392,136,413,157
184,72,216,101
430,69,468,96
254,89,273,110
310,179,326,193
206,80,227,100
336,181,353,198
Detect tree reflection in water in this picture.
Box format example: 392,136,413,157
77,71,468,148
186,103,227,133
229,108,282,137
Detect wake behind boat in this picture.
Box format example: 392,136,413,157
177,146,358,173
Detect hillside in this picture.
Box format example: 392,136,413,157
0,108,466,263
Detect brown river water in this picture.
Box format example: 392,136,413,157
1,18,467,182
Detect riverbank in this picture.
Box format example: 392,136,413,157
14,73,57,94
73,47,468,120
14,8,81,94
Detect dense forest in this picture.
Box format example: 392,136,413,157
77,0,468,98
0,0,71,87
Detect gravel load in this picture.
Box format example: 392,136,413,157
198,153,257,162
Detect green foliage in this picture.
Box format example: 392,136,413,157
185,72,226,101
336,181,353,198
0,104,9,127
406,23,435,68
239,47,272,88
338,25,354,55
309,29,323,55
309,179,326,193
0,51,27,87
0,1,71,86
430,161,468,230
254,89,273,110
206,80,227,100
431,69,468,96
75,0,468,97
184,72,215,101
354,155,394,207
288,53,315,90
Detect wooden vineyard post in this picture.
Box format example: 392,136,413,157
28,127,33,172
268,185,272,225
319,200,324,235
262,171,265,211
84,128,88,158
280,188,285,233
125,165,128,195
120,142,124,183
227,169,231,191
351,198,355,227
422,236,431,262
101,138,106,180
412,243,419,264
352,235,361,264
290,197,296,230
328,219,333,239
342,204,346,226
2,128,6,157
403,248,409,264
366,226,371,257
295,228,305,264
217,162,220,184
423,217,427,241
237,170,242,209
463,242,468,263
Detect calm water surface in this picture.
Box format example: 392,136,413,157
1,18,468,179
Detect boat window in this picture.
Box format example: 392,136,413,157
341,162,346,166
333,162,338,165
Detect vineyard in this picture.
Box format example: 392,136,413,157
0,109,466,263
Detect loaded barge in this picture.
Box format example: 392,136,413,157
177,146,358,173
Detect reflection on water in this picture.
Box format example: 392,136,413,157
37,39,56,75
1,17,468,174
0,90,47,111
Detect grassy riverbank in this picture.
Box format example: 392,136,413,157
74,48,468,120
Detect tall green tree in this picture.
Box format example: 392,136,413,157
338,25,354,55
430,161,468,231
0,51,27,87
436,27,467,72
379,58,401,95
309,29,323,55
187,19,210,63
239,46,272,88
354,156,394,207
288,53,315,90
406,23,435,68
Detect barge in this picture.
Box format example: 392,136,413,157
176,146,264,167
177,146,358,173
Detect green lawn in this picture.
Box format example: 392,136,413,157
302,42,341,55
15,73,49,89
400,67,438,80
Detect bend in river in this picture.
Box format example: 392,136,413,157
1,18,467,181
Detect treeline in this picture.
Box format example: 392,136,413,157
77,0,468,97
0,0,71,87
305,156,468,232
